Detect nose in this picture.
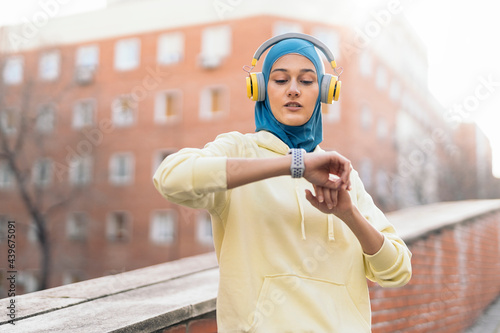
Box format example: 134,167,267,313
287,79,300,97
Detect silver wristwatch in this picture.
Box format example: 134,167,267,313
289,148,306,178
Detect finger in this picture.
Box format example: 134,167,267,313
340,159,352,190
328,174,343,190
330,188,338,207
305,189,319,208
323,186,334,209
313,184,324,203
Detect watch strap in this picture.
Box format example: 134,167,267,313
289,148,305,178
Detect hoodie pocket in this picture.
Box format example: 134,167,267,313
248,274,370,333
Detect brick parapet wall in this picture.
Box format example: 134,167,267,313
370,210,500,333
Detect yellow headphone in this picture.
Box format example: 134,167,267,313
244,32,342,104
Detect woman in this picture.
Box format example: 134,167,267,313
153,34,411,332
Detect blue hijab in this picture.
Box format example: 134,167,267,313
255,38,324,152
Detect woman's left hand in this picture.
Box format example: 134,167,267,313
305,184,354,219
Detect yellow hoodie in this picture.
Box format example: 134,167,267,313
153,130,412,332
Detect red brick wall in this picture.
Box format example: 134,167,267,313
158,210,500,333
370,210,500,333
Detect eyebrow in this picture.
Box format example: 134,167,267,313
270,68,317,74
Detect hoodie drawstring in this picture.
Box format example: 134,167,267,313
294,183,307,240
328,214,335,241
294,180,336,241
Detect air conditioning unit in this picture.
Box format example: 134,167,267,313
199,54,222,69
75,66,95,85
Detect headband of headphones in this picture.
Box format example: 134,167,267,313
249,32,338,71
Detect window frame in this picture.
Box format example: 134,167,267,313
114,38,141,71
109,152,135,186
39,50,61,81
199,85,228,120
157,32,184,65
150,210,177,245
154,89,182,124
2,56,24,85
107,211,132,242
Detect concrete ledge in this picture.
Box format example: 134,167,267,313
386,199,500,243
0,252,219,332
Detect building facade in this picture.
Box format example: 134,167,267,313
0,0,496,294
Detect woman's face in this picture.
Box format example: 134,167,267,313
267,54,319,126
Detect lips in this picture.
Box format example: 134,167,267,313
284,101,302,109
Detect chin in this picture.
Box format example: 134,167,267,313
280,114,309,126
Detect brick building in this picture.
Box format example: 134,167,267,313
0,0,496,294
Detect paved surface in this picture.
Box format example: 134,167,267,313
465,296,500,333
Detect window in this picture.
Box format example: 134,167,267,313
27,222,39,243
157,32,184,65
312,27,341,60
62,271,84,285
109,153,134,185
154,90,181,124
76,44,99,68
359,158,372,189
360,105,373,130
32,158,53,188
69,157,92,186
112,95,136,127
0,161,14,190
389,79,401,101
376,169,389,197
66,212,88,241
196,211,213,245
73,99,95,128
114,38,140,71
199,86,227,120
39,50,61,81
377,118,388,139
273,22,303,36
3,56,23,85
359,51,372,77
0,109,17,134
18,272,38,294
0,216,10,242
107,212,131,242
375,66,388,90
322,101,341,123
150,210,176,244
75,44,99,84
199,25,231,69
36,105,55,134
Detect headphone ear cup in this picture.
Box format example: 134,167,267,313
320,75,340,104
246,76,253,100
333,79,341,102
247,73,266,101
255,73,266,102
320,74,333,104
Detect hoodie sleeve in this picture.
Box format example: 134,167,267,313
352,172,412,288
152,132,246,211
